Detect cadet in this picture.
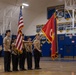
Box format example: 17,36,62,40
33,34,42,69
12,38,19,71
3,30,11,72
0,45,2,57
26,37,32,70
19,34,26,71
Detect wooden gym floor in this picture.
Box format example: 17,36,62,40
0,57,76,75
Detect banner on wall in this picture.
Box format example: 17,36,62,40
57,22,76,33
47,5,71,20
36,24,44,33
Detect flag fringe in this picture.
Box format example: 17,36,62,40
41,29,52,43
15,48,23,54
51,52,58,60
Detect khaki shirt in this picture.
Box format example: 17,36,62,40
22,40,26,49
3,36,11,51
26,43,32,52
12,43,17,55
33,39,40,50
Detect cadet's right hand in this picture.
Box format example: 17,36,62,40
39,50,42,52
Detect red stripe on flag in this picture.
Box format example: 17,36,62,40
19,40,23,50
16,34,21,48
17,36,22,49
19,21,23,24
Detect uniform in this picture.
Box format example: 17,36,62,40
12,42,18,71
0,46,2,57
19,41,26,70
3,36,11,72
33,39,41,69
26,42,32,70
0,50,2,57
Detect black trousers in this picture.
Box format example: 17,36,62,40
0,51,2,57
12,54,18,71
34,49,41,69
27,52,32,69
4,51,11,71
19,50,26,70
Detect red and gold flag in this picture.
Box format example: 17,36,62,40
42,13,57,60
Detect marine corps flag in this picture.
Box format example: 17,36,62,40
42,13,57,60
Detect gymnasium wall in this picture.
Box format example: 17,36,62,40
58,34,76,58
25,9,48,36
1,34,76,57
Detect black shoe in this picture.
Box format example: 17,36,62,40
16,69,19,71
35,68,37,69
8,70,12,72
20,69,23,71
5,70,12,72
13,69,19,71
23,69,27,71
35,68,42,69
28,69,33,70
20,69,26,71
5,71,8,72
37,68,42,69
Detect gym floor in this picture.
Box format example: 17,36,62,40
0,57,76,75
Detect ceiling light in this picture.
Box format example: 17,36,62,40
22,6,24,9
22,3,29,7
59,0,63,1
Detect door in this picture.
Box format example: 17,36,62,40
64,45,74,57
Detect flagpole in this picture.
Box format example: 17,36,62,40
15,5,24,54
55,12,59,58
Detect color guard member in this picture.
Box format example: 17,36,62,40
0,45,2,57
33,34,42,69
3,30,12,72
12,38,19,71
26,37,32,70
19,34,26,71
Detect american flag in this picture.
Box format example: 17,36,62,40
16,6,24,52
18,6,24,30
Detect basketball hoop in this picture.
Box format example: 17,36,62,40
65,0,76,27
64,0,76,37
